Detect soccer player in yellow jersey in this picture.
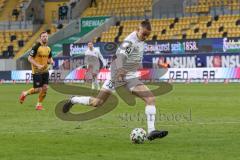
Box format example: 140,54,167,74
19,31,54,110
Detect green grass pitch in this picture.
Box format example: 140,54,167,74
0,83,239,160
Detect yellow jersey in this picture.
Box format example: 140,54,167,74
29,42,52,74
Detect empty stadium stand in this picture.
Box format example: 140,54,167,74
0,29,33,57
97,14,240,42
81,0,152,17
10,0,30,21
0,0,30,21
185,0,240,13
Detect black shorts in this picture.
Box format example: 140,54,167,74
33,72,49,88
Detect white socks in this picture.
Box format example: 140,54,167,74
145,105,156,134
71,96,91,105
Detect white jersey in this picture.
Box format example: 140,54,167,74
84,48,106,66
111,31,145,80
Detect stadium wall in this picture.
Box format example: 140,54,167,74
0,59,16,71
0,21,34,30
16,57,31,71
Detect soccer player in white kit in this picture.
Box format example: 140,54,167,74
84,42,107,90
64,20,168,141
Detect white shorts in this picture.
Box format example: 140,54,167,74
102,78,143,92
87,64,99,75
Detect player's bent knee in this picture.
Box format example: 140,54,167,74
34,88,40,92
42,85,48,91
37,87,42,92
43,88,48,92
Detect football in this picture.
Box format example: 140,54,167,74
130,128,147,144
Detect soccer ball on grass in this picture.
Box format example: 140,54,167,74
130,128,147,144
